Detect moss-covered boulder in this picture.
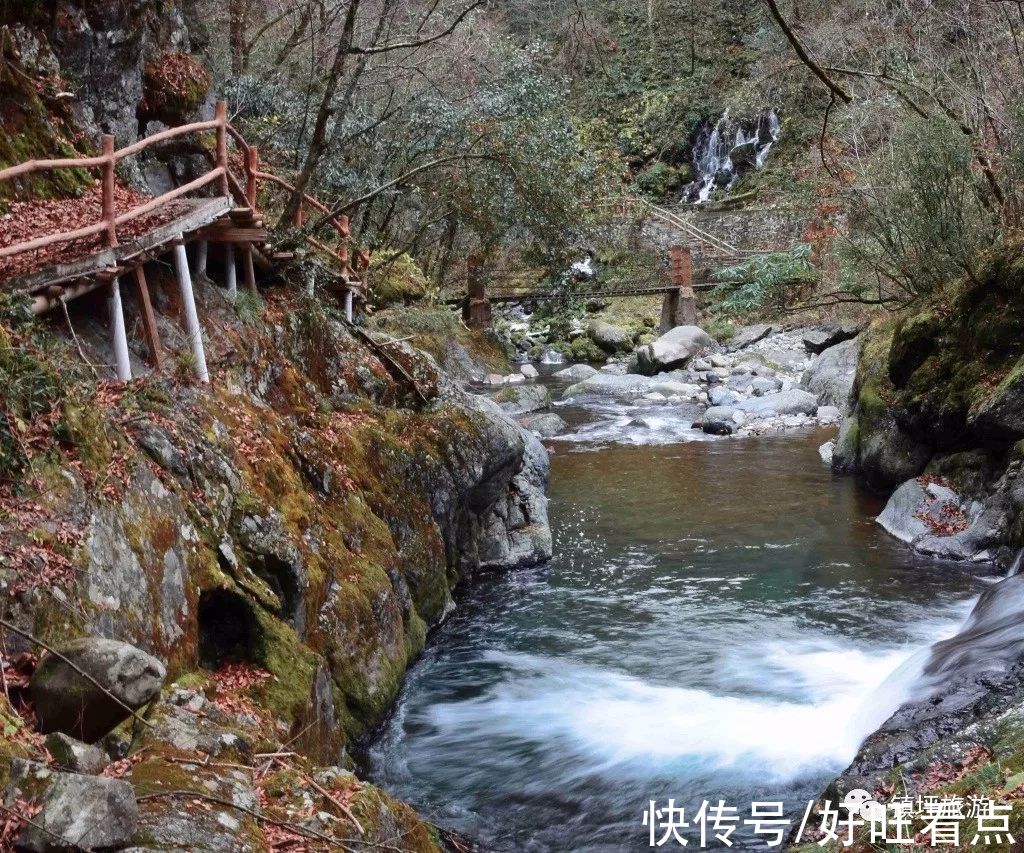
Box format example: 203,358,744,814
369,253,429,307
138,52,210,128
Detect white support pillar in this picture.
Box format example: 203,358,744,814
108,277,132,382
344,287,355,323
195,240,208,278
173,239,210,383
224,242,237,302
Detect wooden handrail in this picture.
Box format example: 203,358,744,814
0,100,364,288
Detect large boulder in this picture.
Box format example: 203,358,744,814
31,638,166,743
802,323,862,354
634,326,717,376
588,321,631,354
876,477,999,561
10,761,138,852
802,338,860,415
495,383,550,416
562,372,656,400
968,361,1024,440
701,406,737,435
519,412,567,438
553,363,598,382
736,388,818,418
728,323,773,351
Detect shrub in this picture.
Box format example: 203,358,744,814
369,253,428,307
840,117,999,301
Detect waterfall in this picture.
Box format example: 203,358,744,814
682,109,781,204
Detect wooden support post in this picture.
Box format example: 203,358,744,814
462,253,492,329
661,245,696,333
215,100,229,198
224,242,237,301
195,240,208,278
344,287,355,323
132,265,164,370
108,277,132,381
173,239,210,383
101,134,117,248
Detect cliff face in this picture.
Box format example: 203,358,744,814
835,245,1024,563
0,279,550,848
823,245,1024,823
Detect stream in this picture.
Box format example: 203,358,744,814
367,375,982,851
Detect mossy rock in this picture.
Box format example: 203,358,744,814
369,253,429,307
138,53,211,127
570,336,605,363
0,39,90,203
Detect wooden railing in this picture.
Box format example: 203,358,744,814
0,100,366,286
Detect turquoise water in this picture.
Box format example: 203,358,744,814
368,394,980,851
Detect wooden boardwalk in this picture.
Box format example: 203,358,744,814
0,101,368,382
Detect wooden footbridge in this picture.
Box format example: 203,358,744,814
456,196,792,333
0,100,368,383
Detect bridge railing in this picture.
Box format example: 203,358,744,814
0,101,365,287
590,195,776,259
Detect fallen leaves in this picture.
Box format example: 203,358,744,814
0,183,191,281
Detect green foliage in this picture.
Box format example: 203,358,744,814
711,244,814,314
369,252,429,307
0,324,63,480
839,117,999,301
233,291,264,325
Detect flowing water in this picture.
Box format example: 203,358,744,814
368,380,982,851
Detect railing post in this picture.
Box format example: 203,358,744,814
101,134,117,248
246,145,258,209
215,100,229,198
338,213,350,273
462,253,491,329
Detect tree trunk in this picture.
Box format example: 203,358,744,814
280,0,361,228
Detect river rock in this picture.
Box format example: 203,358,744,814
876,477,996,560
736,388,818,418
554,364,598,382
10,760,138,852
519,412,567,438
496,383,550,416
817,405,842,424
634,326,718,376
588,321,631,353
44,732,109,774
819,440,835,465
701,406,736,435
31,637,166,743
802,323,861,354
709,387,738,407
562,373,655,400
802,338,859,415
649,380,701,399
519,364,539,380
728,324,773,351
709,353,731,369
750,376,781,396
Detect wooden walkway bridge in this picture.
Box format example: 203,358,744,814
0,100,367,383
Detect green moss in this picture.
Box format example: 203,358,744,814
0,39,91,204
369,253,429,307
